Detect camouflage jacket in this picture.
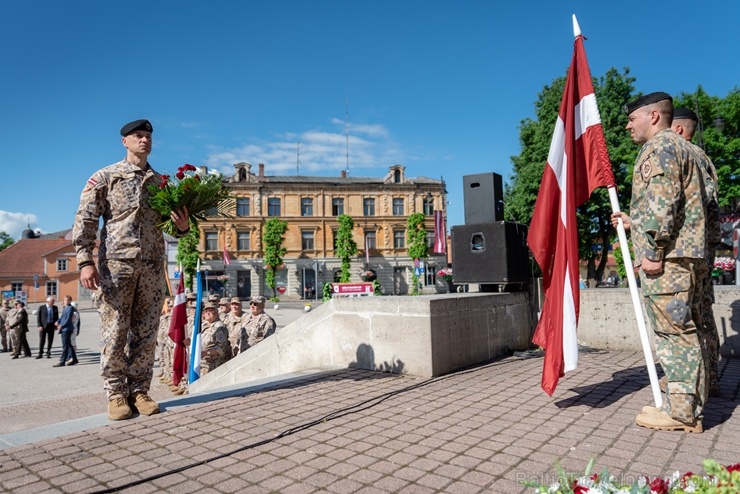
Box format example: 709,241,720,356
73,159,164,265
690,143,721,253
200,320,231,374
245,312,276,347
630,129,707,265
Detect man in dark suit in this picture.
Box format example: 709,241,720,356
36,296,59,359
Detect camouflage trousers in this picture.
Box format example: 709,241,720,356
99,259,165,400
1,325,7,350
641,258,706,423
699,258,720,387
157,322,174,378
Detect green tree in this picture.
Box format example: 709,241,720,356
0,231,14,252
176,225,200,290
505,67,638,286
263,218,288,301
407,213,428,295
335,214,358,282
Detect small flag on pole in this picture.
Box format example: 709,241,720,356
168,266,188,387
365,234,370,265
527,22,616,396
188,262,204,383
433,210,446,254
223,247,231,265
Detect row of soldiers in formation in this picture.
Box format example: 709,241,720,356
155,293,277,395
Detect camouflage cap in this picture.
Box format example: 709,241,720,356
624,92,672,115
120,119,153,136
207,294,220,303
219,297,230,306
203,302,218,311
230,297,242,304
673,107,699,122
14,300,25,306
186,292,197,301
250,295,266,305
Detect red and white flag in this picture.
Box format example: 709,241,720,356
433,210,446,254
527,35,616,396
223,247,231,265
168,272,188,387
365,234,370,265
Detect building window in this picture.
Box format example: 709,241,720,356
268,198,281,216
237,231,250,251
423,197,434,215
57,259,68,271
205,232,218,251
301,231,315,251
332,230,338,251
46,281,57,297
363,198,375,216
11,282,22,293
426,230,434,248
236,198,250,217
393,198,404,216
394,169,401,183
301,198,314,217
332,198,344,216
365,231,376,250
393,230,405,249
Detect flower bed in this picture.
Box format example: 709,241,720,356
525,459,739,493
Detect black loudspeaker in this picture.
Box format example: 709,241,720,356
463,172,504,224
451,222,530,284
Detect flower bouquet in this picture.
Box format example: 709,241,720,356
437,267,453,281
148,164,234,236
361,270,376,282
524,458,739,493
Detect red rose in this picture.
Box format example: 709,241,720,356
176,171,185,180
727,464,740,473
648,477,669,494
183,163,197,171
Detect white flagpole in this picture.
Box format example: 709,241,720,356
573,14,662,407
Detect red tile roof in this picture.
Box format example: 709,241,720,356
0,239,71,278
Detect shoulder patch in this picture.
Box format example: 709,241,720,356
640,153,663,181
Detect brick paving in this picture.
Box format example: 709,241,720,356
0,350,738,493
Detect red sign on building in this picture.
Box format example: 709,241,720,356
332,282,374,296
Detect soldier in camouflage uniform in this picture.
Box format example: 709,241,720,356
199,302,232,375
225,297,248,356
244,296,276,348
625,93,707,433
73,119,191,420
671,108,722,397
218,297,231,322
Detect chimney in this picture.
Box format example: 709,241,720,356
258,163,264,177
340,170,347,178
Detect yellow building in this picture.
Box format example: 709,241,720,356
197,163,447,298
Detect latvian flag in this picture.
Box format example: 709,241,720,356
527,33,616,396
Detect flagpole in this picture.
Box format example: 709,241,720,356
607,189,662,407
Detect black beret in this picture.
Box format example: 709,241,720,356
623,92,672,115
673,107,699,122
120,119,153,136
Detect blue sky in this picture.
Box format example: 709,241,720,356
1,0,738,240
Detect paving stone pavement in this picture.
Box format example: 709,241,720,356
0,350,738,493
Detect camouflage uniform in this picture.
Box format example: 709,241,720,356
225,310,248,356
244,312,276,348
8,306,31,357
200,319,231,375
630,129,708,423
692,143,721,390
72,159,166,400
